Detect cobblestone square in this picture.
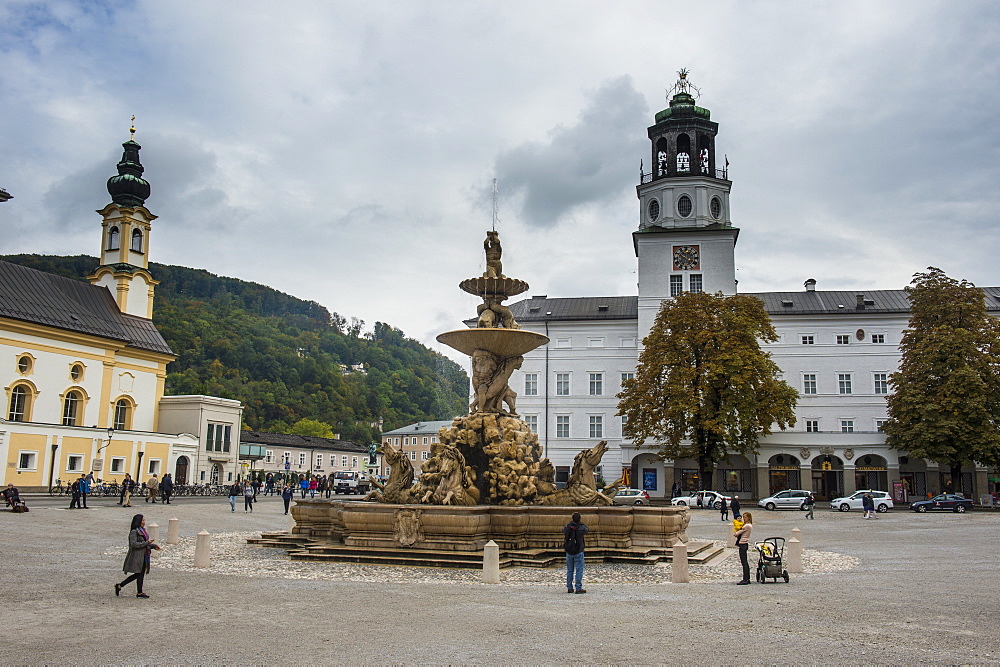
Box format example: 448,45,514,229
2,496,996,664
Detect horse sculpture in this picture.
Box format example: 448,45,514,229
420,443,479,506
364,443,415,504
536,441,623,506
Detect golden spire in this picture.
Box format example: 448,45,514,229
130,115,136,141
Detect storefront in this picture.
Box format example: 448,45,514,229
768,454,801,495
853,454,888,491
811,455,844,501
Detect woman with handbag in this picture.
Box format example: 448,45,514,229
115,514,161,598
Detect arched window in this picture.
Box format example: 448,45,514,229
697,135,711,174
108,226,120,250
655,138,670,176
62,390,81,426
113,398,132,430
676,134,691,172
131,229,143,253
7,385,31,422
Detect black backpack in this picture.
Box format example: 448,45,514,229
564,524,581,555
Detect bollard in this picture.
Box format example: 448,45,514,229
193,530,211,568
166,517,180,545
788,528,803,573
671,541,689,583
726,530,737,548
148,522,160,557
482,540,500,584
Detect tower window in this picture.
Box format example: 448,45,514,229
647,198,660,222
677,195,693,218
710,196,722,219
655,138,669,176
8,385,31,422
62,390,82,426
108,226,120,250
670,275,683,297
131,229,143,253
676,134,691,172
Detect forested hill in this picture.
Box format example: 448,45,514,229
2,254,469,442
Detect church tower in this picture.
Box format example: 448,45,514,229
88,122,159,319
634,70,738,341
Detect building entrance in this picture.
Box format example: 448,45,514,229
175,456,189,485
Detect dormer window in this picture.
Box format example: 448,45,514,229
131,229,143,253
108,226,120,250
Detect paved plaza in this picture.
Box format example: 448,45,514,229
2,494,997,664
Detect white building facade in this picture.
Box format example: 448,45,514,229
509,75,996,501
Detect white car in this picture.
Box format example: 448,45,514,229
831,490,894,513
670,490,731,510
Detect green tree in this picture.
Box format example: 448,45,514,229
618,292,798,490
287,418,336,439
884,268,1000,492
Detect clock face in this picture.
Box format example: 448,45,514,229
672,245,700,271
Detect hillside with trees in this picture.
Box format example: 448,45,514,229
2,254,469,443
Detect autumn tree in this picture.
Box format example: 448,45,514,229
883,268,1000,492
287,418,337,439
618,292,798,490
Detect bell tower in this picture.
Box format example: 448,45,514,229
634,70,738,341
88,120,159,319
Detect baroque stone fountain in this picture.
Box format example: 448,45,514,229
255,232,695,567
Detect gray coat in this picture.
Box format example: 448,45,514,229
122,528,153,574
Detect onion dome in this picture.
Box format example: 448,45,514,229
107,131,150,207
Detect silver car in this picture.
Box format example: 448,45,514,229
758,489,812,510
612,488,651,505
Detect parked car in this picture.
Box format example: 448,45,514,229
612,488,651,505
758,489,812,510
671,490,731,510
909,494,974,513
830,490,894,512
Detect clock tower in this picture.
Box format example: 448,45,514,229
634,70,738,341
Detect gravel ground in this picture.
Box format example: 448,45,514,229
2,496,998,665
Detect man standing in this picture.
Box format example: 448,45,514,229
146,473,159,504
563,511,589,594
78,474,90,509
69,476,82,509
730,495,742,520
299,477,309,499
264,473,274,496
160,473,174,504
281,484,294,515
862,492,874,519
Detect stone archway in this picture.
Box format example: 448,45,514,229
767,454,801,495
854,453,888,492
717,454,753,496
630,453,665,498
811,455,844,501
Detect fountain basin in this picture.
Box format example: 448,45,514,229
436,328,549,357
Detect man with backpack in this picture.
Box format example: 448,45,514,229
563,511,589,594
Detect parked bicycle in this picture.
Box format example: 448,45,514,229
49,479,69,496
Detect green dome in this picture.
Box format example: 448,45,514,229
107,140,150,207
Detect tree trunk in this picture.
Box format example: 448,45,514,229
950,463,964,495
698,456,713,492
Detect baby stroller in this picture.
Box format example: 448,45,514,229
754,537,789,583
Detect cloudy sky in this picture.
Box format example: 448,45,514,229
2,1,998,365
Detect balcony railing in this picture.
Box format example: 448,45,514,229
640,167,729,184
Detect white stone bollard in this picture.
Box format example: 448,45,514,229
148,522,159,541
166,517,180,545
482,540,500,584
671,541,689,583
194,530,211,568
788,528,803,573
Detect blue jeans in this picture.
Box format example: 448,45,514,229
566,552,585,591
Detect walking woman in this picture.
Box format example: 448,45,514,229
228,481,241,512
115,514,161,598
734,511,753,585
243,481,255,512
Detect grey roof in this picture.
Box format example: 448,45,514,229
240,430,368,452
506,288,1000,321
381,420,455,436
507,296,638,322
0,260,173,354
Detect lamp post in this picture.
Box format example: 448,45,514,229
49,443,59,490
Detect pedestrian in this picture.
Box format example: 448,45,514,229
309,477,318,498
243,481,255,512
85,471,95,485
563,511,589,594
282,484,294,515
114,513,161,599
720,497,729,521
805,492,815,519
734,511,754,585
228,481,241,512
730,495,742,520
299,477,309,499
69,475,82,509
160,473,174,504
122,474,135,507
862,492,874,519
671,481,682,498
265,473,275,496
145,474,159,504
118,473,132,505
79,474,91,508
252,477,261,498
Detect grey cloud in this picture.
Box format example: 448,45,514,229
494,75,648,227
